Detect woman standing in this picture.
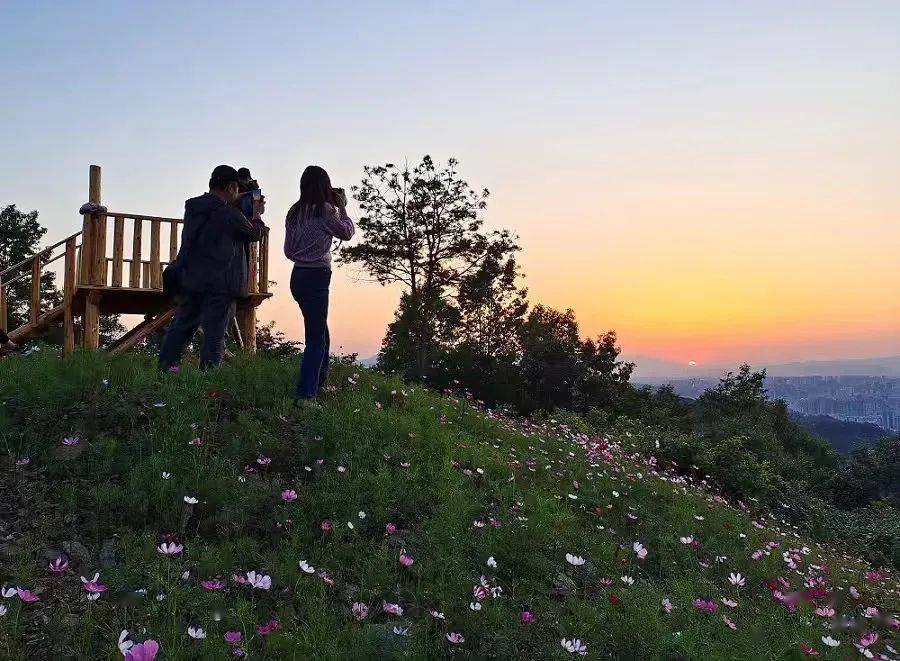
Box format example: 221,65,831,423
284,166,355,406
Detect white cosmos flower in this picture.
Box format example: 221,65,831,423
246,571,271,590
298,560,315,574
358,511,366,519
0,605,7,616
183,496,198,504
118,630,134,655
470,601,482,611
161,472,171,480
187,625,206,639
392,626,409,636
565,553,585,566
821,636,840,648
1,587,15,598
486,556,497,568
87,592,100,601
620,575,634,585
728,572,745,587
561,638,588,655
679,535,694,545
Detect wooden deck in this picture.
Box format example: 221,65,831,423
0,165,271,354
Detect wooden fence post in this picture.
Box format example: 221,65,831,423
63,238,77,355
83,165,102,349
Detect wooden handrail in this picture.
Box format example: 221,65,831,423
0,230,80,278
103,211,183,224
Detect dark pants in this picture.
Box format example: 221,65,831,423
158,292,236,370
290,267,331,398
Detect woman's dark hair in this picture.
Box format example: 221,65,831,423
287,165,333,224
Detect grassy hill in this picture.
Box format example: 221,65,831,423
0,351,897,659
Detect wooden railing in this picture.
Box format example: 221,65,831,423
1,165,270,354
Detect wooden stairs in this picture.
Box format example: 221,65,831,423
0,165,271,355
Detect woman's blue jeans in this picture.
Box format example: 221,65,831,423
290,267,331,398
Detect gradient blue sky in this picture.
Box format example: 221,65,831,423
2,2,898,366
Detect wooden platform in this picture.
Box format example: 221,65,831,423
0,165,272,355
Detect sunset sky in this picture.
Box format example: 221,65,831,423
1,2,898,369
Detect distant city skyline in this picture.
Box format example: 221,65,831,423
2,2,898,364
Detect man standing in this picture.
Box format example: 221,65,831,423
158,165,266,370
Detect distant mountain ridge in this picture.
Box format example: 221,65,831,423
628,354,900,380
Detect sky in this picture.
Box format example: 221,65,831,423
1,1,898,369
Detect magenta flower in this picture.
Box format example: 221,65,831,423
256,619,281,636
385,522,396,535
80,572,106,594
189,437,202,446
399,553,414,567
382,600,403,616
224,631,242,644
167,365,180,374
62,436,80,446
693,598,718,614
446,632,465,645
859,632,878,648
320,520,332,532
15,457,30,466
521,611,535,624
48,557,69,574
125,640,160,661
352,602,369,620
201,578,226,590
232,574,248,585
256,456,271,466
15,587,40,602
281,489,298,502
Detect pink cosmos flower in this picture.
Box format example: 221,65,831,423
16,587,40,602
62,436,80,446
245,571,271,590
693,598,718,614
202,578,225,590
472,585,488,602
189,438,202,446
320,520,332,532
721,598,738,608
399,553,414,567
865,569,884,582
256,620,281,636
256,456,271,465
224,631,242,644
722,615,737,630
662,598,674,614
858,632,878,648
81,573,106,594
632,542,648,560
446,632,465,645
318,570,334,585
521,611,535,624
232,574,248,585
157,542,183,556
814,606,835,617
48,557,69,574
382,600,403,616
15,458,30,466
167,365,180,373
799,644,819,657
385,522,396,535
125,640,160,661
352,602,369,620
281,489,298,502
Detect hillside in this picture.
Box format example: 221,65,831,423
0,351,897,659
790,414,888,455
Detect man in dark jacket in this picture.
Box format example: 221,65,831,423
158,165,266,370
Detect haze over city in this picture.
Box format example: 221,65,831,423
2,1,898,368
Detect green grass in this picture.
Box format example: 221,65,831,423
0,349,896,659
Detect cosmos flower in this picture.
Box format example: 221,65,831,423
281,489,298,502
298,560,315,574
118,630,133,655
385,522,396,534
201,578,225,590
565,553,585,566
256,620,281,636
399,552,414,567
633,542,648,560
124,640,159,661
62,436,80,446
224,631,242,644
486,556,497,568
446,632,465,645
382,601,403,616
728,572,745,587
521,611,535,624
693,599,718,614
187,626,206,639
245,571,271,590
620,575,634,586
183,496,198,505
15,587,40,602
821,636,840,648
81,573,106,594
157,542,183,556
352,602,369,620
561,638,588,656
662,598,674,614
48,557,69,574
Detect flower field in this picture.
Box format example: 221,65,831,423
0,351,897,659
